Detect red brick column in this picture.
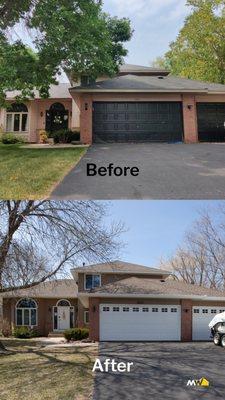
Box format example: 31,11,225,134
181,299,192,342
89,297,100,341
80,94,93,144
182,94,198,143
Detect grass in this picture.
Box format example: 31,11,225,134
0,144,87,199
0,338,98,400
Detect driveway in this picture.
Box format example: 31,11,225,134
51,143,225,199
93,342,225,400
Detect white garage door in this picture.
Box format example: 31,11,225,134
192,307,225,341
100,304,181,341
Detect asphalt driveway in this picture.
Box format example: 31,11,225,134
93,342,225,400
51,143,225,199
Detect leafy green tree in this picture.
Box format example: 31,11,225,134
0,0,132,105
165,0,225,83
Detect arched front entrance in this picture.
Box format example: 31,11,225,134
53,299,74,331
46,102,69,133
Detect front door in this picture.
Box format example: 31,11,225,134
57,306,70,331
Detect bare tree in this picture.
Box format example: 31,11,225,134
0,200,125,292
159,204,225,290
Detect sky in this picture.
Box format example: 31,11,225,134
103,201,221,267
103,0,189,66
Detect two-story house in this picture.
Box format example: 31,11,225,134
1,63,225,144
2,260,225,342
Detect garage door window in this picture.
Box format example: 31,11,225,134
103,307,110,312
133,307,139,312
171,308,177,313
113,307,120,312
142,308,149,312
194,309,199,313
211,310,217,314
123,307,129,312
162,308,168,312
152,308,158,312
202,309,208,314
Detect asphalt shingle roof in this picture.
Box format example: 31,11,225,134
72,260,170,276
6,83,71,100
119,63,169,75
2,279,77,299
71,74,225,93
89,277,225,298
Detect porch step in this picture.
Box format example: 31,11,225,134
48,332,65,338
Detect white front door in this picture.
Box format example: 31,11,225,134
192,306,225,340
58,306,70,331
100,304,181,341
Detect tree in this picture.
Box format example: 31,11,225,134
165,0,225,83
0,200,124,292
159,204,225,289
0,0,132,105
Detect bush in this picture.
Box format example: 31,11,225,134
51,129,80,144
2,319,11,337
1,133,25,144
39,129,48,144
64,328,89,342
13,326,39,339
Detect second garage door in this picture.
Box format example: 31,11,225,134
192,306,225,340
93,102,183,143
197,103,225,142
100,304,181,341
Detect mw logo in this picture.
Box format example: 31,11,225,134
186,378,210,387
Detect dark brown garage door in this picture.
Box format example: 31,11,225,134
93,102,183,143
197,103,225,142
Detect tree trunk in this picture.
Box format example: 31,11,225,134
0,340,6,351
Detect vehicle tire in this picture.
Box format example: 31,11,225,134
220,335,225,348
213,333,221,346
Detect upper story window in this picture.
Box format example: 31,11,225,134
85,274,101,290
16,298,37,326
6,103,28,133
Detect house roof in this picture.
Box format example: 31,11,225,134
71,260,170,277
70,74,225,94
83,277,225,300
118,63,169,76
6,83,71,100
2,279,77,299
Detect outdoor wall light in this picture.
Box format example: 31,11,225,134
93,305,96,312
187,105,193,110
85,103,88,111
183,308,189,313
40,111,43,117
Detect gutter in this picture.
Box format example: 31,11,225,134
78,292,225,302
69,88,208,94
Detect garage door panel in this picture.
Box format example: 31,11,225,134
93,102,183,143
197,103,225,142
100,304,181,341
192,306,225,340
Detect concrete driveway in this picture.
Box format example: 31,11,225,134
93,342,225,400
51,143,225,200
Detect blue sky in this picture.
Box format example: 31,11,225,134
104,201,220,267
103,0,189,66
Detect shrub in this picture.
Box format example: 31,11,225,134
64,328,89,342
13,326,39,339
51,129,80,144
1,133,25,144
2,319,11,337
39,129,48,144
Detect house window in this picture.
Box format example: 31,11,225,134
84,311,89,324
16,298,37,326
6,103,28,133
85,274,100,290
57,299,71,307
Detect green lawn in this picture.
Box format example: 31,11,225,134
0,339,97,400
0,144,87,199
